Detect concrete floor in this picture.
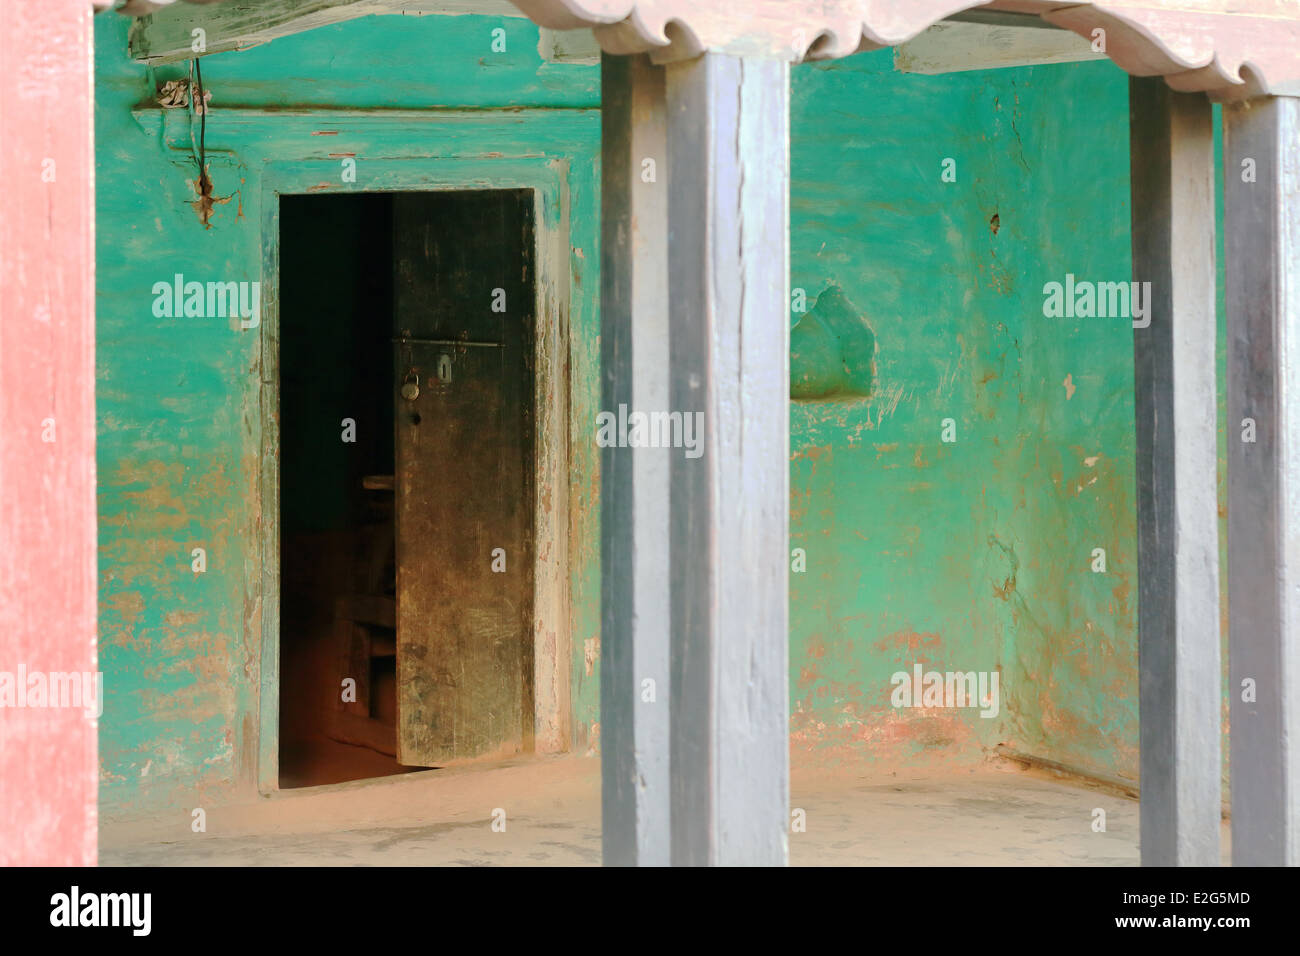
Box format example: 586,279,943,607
101,753,1228,865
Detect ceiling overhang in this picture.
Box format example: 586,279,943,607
106,0,1300,101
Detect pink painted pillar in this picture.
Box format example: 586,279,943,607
0,0,99,865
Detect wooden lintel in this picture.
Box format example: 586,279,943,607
127,0,524,65
896,19,1104,76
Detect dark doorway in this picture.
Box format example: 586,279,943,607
278,190,537,789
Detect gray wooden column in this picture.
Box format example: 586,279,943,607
665,53,790,866
1128,78,1221,867
600,53,672,867
1224,94,1300,867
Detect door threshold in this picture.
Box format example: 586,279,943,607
268,752,547,801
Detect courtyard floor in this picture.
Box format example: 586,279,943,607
99,752,1231,866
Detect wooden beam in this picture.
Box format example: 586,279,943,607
1128,77,1221,867
895,19,1103,76
599,52,671,867
665,52,790,866
540,27,600,64
1223,94,1300,867
0,0,98,866
946,11,1058,31
128,0,523,64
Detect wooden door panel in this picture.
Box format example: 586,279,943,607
392,191,535,766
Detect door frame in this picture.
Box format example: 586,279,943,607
255,157,574,793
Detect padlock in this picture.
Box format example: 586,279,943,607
400,371,420,401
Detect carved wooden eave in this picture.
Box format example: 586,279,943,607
509,0,986,60
509,0,1300,101
109,0,1300,101
1039,3,1300,101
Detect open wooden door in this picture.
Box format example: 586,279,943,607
392,191,536,765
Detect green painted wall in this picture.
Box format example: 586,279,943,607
96,10,1184,814
789,56,1140,777
95,13,602,812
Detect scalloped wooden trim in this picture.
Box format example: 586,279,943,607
509,0,991,61
1040,4,1300,101
510,0,1300,96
